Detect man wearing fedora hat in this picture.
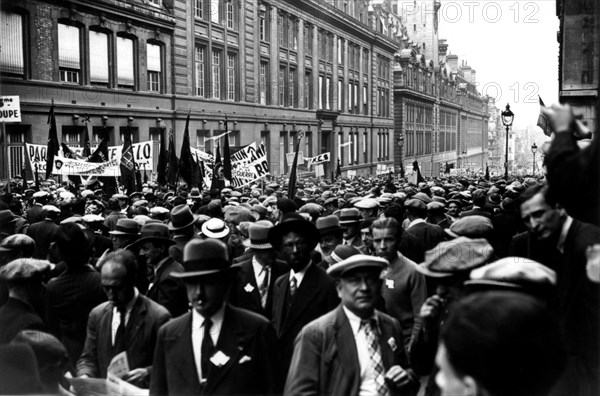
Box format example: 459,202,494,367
315,215,344,267
108,219,141,250
338,208,364,249
269,213,339,377
229,222,287,319
285,254,420,396
168,204,200,263
151,239,280,395
129,223,188,318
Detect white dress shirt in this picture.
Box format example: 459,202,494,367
191,305,225,383
252,256,269,287
343,306,379,396
111,288,139,345
557,216,573,254
289,261,312,288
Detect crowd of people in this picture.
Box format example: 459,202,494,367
0,103,598,396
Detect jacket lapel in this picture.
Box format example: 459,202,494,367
333,307,360,378
272,274,289,334
377,312,397,370
169,314,203,393
204,305,245,394
125,296,147,342
282,263,321,333
241,260,262,308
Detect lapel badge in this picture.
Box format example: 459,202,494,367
385,279,395,289
238,355,252,364
387,337,397,352
244,283,255,293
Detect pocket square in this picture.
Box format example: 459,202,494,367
239,355,252,364
244,283,255,293
210,351,230,367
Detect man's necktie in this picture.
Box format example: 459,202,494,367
113,309,126,354
361,319,390,396
289,276,297,299
259,266,270,309
201,318,215,380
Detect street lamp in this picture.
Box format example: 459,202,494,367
531,142,538,175
501,104,514,178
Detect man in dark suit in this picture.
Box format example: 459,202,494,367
26,205,60,259
230,222,287,319
268,213,340,377
129,223,188,318
285,254,419,396
77,249,171,387
45,223,107,364
151,239,280,395
459,189,492,218
0,259,50,344
404,199,445,254
509,184,600,396
339,208,364,249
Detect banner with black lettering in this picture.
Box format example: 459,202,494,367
305,152,331,167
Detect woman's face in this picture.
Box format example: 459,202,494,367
435,343,475,396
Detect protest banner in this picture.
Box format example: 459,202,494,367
305,152,330,167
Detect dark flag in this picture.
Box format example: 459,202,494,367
400,162,405,178
88,134,109,163
166,129,179,186
222,130,232,184
287,135,303,199
537,96,551,137
336,158,342,178
46,100,59,179
445,162,451,174
413,160,425,183
178,111,199,187
82,122,91,158
331,171,334,184
156,127,167,186
120,126,136,194
210,144,223,193
485,163,490,180
21,166,26,191
88,127,116,196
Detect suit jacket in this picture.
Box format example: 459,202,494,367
0,297,46,344
147,257,188,318
271,263,340,376
284,306,419,396
232,249,254,265
27,218,59,259
25,204,45,225
406,221,445,252
150,304,280,396
45,266,107,364
230,257,288,319
77,295,171,382
460,207,492,219
399,230,427,264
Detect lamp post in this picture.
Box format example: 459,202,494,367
501,104,514,179
531,142,537,176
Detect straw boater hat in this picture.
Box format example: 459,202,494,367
173,238,235,279
201,218,230,239
327,254,388,278
248,223,274,250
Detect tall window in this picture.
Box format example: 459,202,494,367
210,0,220,24
194,0,203,19
259,5,268,41
195,45,205,96
89,31,109,85
304,71,311,109
304,25,312,56
259,60,268,105
278,66,285,105
58,23,80,83
278,14,285,48
0,10,24,75
147,43,161,92
117,36,135,88
211,49,221,99
226,0,235,29
227,53,236,100
288,67,296,107
288,17,297,50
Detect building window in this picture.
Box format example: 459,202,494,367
337,37,343,64
259,5,268,41
363,131,368,163
5,126,25,178
89,30,109,85
288,17,297,50
278,14,285,48
211,49,221,99
211,0,220,24
304,71,311,109
279,66,285,106
259,60,268,105
304,25,312,56
288,67,296,107
337,79,343,111
326,77,331,110
117,36,135,89
226,0,235,29
195,45,205,97
147,43,161,92
0,10,24,75
148,0,161,6
279,132,287,175
58,23,81,83
227,53,236,101
363,84,368,114
194,0,203,19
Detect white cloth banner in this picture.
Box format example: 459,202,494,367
305,152,331,167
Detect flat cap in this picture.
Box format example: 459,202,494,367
466,257,556,292
32,191,49,198
0,259,50,281
0,234,35,252
417,237,494,278
354,198,379,209
82,214,104,223
327,254,388,278
413,192,432,204
445,215,493,238
325,244,362,266
427,201,446,212
42,205,60,214
404,199,427,211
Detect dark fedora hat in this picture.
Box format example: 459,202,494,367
168,204,199,231
268,212,319,250
127,223,175,248
173,238,234,278
108,219,140,236
316,215,343,236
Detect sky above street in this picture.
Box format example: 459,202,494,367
437,0,559,130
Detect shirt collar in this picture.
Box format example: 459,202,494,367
191,303,226,330
251,256,268,277
290,261,312,285
557,216,573,254
408,218,426,228
115,287,139,314
342,305,378,336
155,256,171,274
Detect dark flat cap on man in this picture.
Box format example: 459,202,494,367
108,218,141,236
416,237,494,278
0,210,17,226
404,199,427,211
0,258,51,281
0,234,35,253
268,212,319,249
338,208,361,225
427,201,446,212
168,204,199,231
128,223,175,248
174,238,233,279
445,215,493,238
465,257,556,292
327,254,388,278
316,215,343,236
413,192,432,204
